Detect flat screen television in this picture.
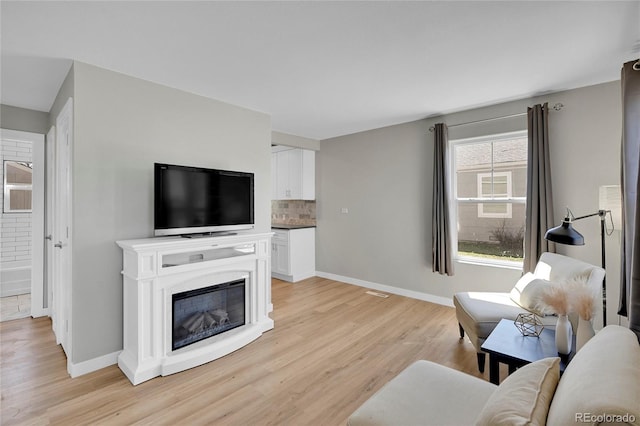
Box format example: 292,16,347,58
154,163,254,237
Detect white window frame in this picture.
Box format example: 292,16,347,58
3,160,33,213
450,130,527,268
477,171,513,218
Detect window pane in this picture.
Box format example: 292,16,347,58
483,203,508,214
456,143,491,198
6,162,32,184
493,181,507,195
494,138,527,197
458,201,525,261
9,189,32,210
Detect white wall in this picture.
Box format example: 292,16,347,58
317,81,623,328
65,62,271,364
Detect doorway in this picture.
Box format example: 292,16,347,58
0,129,45,322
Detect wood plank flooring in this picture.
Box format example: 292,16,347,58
1,277,487,425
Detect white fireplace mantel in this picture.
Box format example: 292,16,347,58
116,232,274,385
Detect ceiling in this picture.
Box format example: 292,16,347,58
2,1,639,140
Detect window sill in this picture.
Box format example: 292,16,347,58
455,257,523,271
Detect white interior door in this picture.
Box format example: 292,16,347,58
46,126,56,320
53,98,73,357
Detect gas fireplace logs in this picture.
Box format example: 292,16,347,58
177,309,230,337
182,312,204,333
203,312,216,328
211,309,229,325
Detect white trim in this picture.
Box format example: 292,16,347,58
31,136,46,317
315,271,454,308
45,125,55,314
450,130,527,145
455,257,523,270
68,350,121,378
272,271,315,282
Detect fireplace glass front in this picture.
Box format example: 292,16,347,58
172,278,246,351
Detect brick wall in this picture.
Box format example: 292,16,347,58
1,139,33,265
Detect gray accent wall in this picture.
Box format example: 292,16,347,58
317,81,622,327
271,130,320,151
65,62,271,364
1,105,50,134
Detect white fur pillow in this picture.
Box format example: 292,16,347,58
510,273,553,315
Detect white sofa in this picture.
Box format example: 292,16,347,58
453,252,605,372
348,325,640,425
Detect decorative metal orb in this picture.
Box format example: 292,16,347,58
514,313,544,337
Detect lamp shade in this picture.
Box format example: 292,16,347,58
544,220,585,246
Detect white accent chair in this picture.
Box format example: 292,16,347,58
453,252,605,372
348,325,640,425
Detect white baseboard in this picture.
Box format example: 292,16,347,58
315,271,454,308
68,350,121,378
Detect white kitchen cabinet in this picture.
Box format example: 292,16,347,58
271,146,315,200
271,227,315,282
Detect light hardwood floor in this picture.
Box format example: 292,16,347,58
1,277,487,425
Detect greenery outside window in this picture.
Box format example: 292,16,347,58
451,131,527,266
3,161,33,213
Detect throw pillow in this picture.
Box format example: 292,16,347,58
475,357,560,426
510,273,553,315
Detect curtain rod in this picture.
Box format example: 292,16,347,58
428,102,564,132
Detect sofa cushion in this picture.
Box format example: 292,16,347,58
547,325,640,425
475,357,560,426
454,292,556,344
454,292,525,340
348,360,496,426
509,273,553,316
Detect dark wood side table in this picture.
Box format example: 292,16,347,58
480,318,573,384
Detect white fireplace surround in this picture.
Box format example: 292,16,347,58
116,232,274,385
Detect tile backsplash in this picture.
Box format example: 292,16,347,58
271,200,316,226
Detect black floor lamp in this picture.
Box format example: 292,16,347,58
544,209,611,326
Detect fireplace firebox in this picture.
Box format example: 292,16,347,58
172,278,246,351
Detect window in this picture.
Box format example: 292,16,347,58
477,172,512,218
3,161,33,213
452,131,527,265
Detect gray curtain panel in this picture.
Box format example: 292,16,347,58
432,123,454,276
619,59,640,340
523,103,555,273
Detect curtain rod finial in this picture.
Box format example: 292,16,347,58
552,103,564,111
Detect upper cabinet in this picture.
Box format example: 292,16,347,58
271,146,315,200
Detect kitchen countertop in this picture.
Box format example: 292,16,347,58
271,224,316,230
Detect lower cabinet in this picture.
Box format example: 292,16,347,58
271,227,315,282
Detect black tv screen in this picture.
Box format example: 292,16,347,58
154,163,254,236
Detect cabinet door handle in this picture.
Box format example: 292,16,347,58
54,241,63,249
